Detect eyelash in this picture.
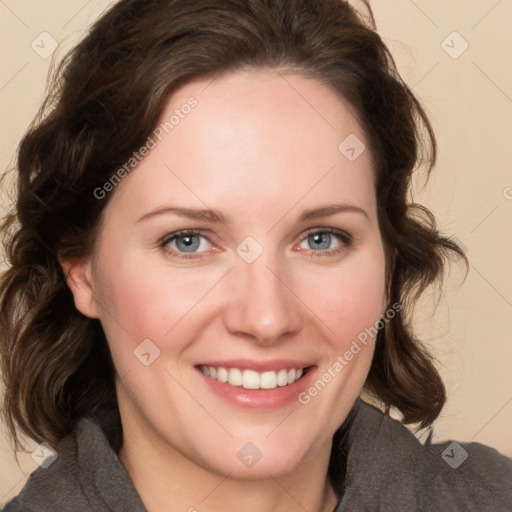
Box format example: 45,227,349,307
159,228,353,260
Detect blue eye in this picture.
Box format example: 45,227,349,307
298,229,352,256
307,232,333,250
175,234,200,252
162,231,211,254
160,228,352,261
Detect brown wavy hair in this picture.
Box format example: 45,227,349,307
1,0,466,456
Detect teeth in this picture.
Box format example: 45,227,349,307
217,367,228,383
276,369,288,387
260,371,277,389
242,370,260,390
199,365,307,390
228,368,242,386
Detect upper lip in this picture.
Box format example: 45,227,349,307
196,359,314,372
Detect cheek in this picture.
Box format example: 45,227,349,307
92,251,225,349
302,253,387,344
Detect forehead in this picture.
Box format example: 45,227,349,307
105,68,375,221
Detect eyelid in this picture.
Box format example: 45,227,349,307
298,226,353,244
160,228,211,246
302,226,351,238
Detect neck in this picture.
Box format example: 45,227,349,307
118,423,341,512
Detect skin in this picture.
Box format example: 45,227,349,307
63,68,388,512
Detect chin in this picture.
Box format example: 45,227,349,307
194,430,322,481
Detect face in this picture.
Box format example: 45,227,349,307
69,68,387,479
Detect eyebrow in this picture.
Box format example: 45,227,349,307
136,206,227,224
298,204,369,222
136,203,368,224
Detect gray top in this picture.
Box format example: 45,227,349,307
3,399,512,511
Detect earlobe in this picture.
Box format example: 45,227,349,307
59,256,99,319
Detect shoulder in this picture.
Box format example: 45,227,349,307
2,418,93,512
340,399,512,511
419,437,512,510
2,498,34,512
2,498,30,512
2,411,146,512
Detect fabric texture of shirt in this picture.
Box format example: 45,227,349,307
3,398,512,511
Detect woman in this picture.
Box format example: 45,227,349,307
1,0,510,510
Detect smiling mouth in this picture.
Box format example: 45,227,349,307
197,365,311,390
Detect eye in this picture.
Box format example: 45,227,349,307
297,228,352,256
161,230,212,256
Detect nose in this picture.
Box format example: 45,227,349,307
222,257,302,345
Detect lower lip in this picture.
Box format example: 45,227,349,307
196,366,317,409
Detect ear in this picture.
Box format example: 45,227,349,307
59,255,99,319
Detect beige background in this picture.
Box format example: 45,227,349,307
1,0,511,505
